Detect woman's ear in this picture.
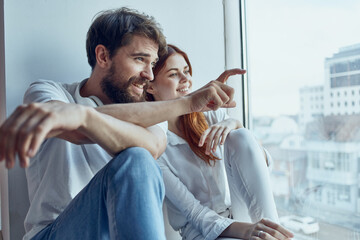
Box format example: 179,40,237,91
95,44,110,69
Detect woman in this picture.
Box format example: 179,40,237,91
146,45,294,240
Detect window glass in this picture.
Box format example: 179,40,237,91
247,0,360,239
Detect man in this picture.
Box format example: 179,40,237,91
0,8,244,240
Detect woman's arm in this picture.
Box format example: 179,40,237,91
160,159,293,240
158,160,236,239
200,114,273,167
199,117,243,155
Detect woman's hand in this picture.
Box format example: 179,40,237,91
245,218,294,240
199,118,243,155
221,218,294,240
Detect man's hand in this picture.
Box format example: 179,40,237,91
186,68,246,112
0,101,88,168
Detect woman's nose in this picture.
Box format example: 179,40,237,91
179,73,190,83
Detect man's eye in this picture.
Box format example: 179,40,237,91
136,57,144,61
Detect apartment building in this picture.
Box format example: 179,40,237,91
299,43,360,130
324,44,360,116
295,44,360,224
299,85,324,130
254,44,360,227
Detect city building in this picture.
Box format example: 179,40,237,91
296,43,360,228
299,43,360,130
254,44,360,231
299,85,324,131
324,44,360,117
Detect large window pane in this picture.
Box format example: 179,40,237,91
247,1,360,239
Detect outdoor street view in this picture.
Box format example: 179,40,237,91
252,42,360,240
248,1,360,239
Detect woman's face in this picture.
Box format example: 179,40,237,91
148,53,192,101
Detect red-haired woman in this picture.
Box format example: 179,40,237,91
146,45,294,240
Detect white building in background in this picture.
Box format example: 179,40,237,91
254,43,360,226
296,43,360,222
306,141,360,214
299,86,324,129
324,44,360,117
299,43,360,129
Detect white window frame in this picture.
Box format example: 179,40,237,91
223,0,249,128
0,0,10,239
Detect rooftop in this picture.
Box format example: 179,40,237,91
326,43,360,60
305,114,360,142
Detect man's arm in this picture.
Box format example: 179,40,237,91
79,108,167,159
0,68,244,168
56,68,245,145
0,101,166,168
94,68,245,127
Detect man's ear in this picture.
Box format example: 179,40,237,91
146,82,156,95
95,44,111,69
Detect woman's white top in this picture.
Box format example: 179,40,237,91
158,109,272,240
158,110,235,240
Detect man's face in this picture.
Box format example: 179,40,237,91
101,35,159,103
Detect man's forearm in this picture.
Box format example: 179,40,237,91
96,69,246,127
79,107,166,158
95,97,190,127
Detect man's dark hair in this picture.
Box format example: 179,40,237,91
86,7,167,69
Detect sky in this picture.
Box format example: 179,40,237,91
246,0,360,117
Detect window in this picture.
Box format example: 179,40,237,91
315,188,322,202
337,186,350,202
247,0,360,239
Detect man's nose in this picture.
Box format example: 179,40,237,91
140,65,154,81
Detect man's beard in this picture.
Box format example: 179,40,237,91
100,65,147,104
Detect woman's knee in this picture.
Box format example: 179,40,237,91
225,128,258,151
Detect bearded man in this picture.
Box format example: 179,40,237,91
0,7,243,240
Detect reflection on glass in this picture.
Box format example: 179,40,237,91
247,0,360,239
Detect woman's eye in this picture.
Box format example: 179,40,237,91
169,73,177,77
184,70,190,75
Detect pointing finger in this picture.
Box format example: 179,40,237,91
216,68,246,83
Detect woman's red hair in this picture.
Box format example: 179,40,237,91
148,44,219,165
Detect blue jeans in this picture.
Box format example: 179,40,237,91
31,147,166,240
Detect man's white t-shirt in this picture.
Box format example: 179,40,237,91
22,79,167,240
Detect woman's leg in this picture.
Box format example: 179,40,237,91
224,128,279,223
32,147,165,240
